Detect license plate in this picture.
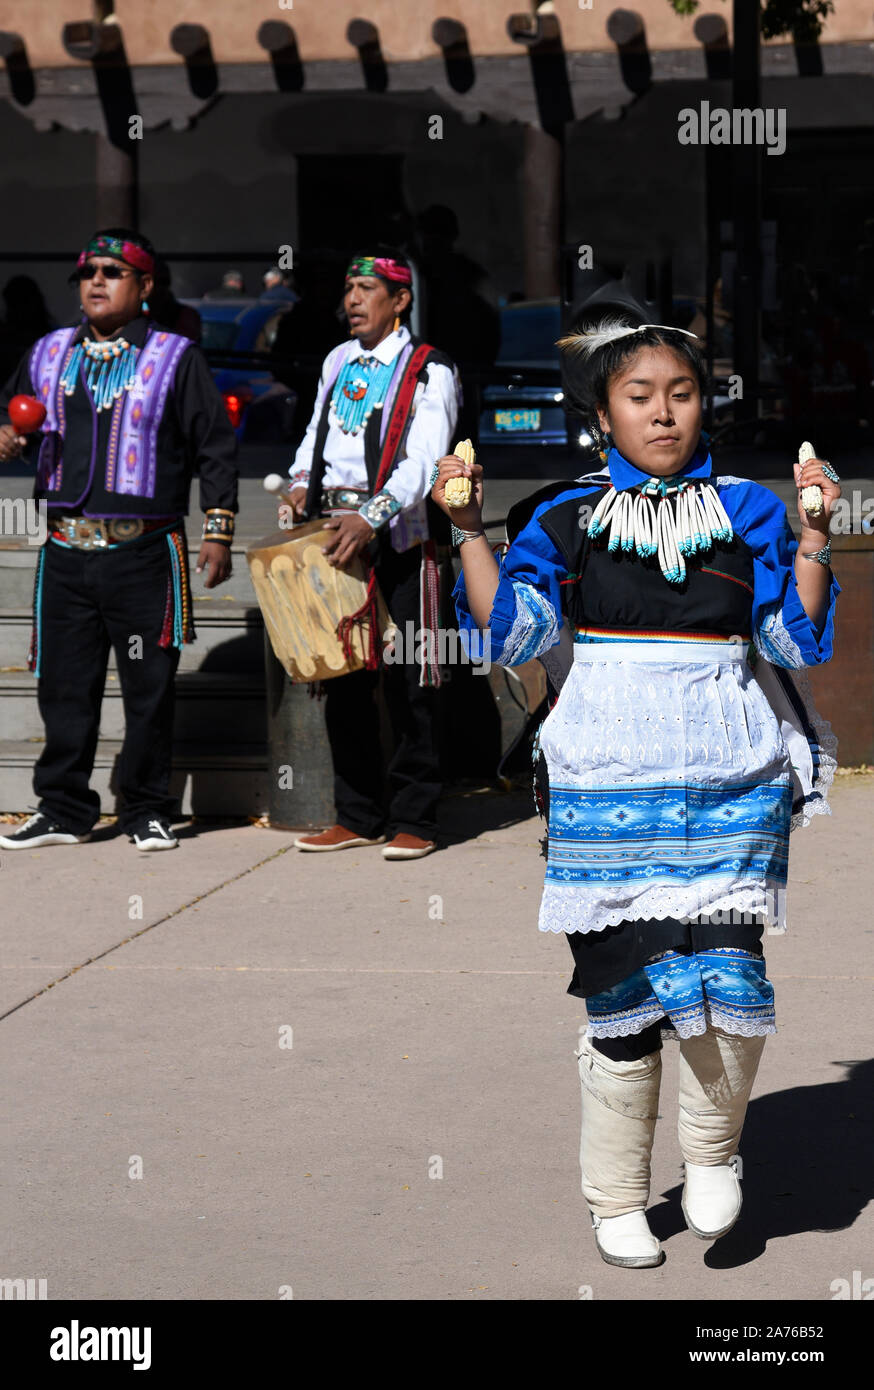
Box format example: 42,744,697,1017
494,408,541,432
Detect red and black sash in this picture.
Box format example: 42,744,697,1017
336,342,437,671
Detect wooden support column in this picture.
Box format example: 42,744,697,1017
62,18,138,228
95,129,136,226
522,124,561,300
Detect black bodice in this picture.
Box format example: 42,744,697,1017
538,489,755,637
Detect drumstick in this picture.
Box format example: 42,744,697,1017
263,473,297,506
798,441,824,517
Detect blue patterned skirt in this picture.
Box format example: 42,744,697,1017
583,946,776,1040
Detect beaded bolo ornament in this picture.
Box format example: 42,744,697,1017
59,337,139,412
329,354,396,435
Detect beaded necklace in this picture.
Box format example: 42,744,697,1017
59,336,139,413
329,352,397,435
588,474,734,584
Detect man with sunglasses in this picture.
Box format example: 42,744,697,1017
0,228,238,852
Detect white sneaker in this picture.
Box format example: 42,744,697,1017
682,1156,742,1239
591,1210,664,1268
129,817,179,852
0,811,91,849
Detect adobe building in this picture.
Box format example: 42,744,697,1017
0,1,871,334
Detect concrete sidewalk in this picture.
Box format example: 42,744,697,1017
1,776,872,1302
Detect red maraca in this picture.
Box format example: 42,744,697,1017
8,394,47,434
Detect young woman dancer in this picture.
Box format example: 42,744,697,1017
430,318,839,1268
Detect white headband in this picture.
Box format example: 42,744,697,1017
561,318,699,358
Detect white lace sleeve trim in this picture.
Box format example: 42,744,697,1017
753,601,807,669
499,581,560,667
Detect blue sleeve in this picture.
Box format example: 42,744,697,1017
453,487,594,667
718,480,840,668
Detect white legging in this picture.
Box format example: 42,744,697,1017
577,1026,766,1218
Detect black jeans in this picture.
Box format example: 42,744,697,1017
323,541,440,840
33,533,181,834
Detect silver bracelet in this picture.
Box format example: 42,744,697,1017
802,539,831,566
451,524,485,546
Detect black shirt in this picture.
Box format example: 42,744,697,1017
0,315,238,520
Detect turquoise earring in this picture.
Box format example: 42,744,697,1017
141,299,150,315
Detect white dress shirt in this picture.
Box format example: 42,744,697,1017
288,326,460,550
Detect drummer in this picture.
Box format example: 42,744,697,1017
280,247,460,860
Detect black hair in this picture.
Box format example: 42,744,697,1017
348,243,414,323
558,316,706,448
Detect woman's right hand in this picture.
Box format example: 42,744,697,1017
0,424,28,462
430,451,484,531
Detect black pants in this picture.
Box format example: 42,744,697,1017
591,1023,664,1061
323,541,440,840
33,533,181,834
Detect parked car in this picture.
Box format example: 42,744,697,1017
181,297,297,440
478,299,568,449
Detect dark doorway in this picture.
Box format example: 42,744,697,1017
297,153,410,254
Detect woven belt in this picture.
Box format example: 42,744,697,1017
573,629,751,664
320,487,369,513
50,515,178,550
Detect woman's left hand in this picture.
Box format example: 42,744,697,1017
793,455,841,535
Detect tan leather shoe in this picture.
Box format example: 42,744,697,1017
382,833,437,860
294,824,386,852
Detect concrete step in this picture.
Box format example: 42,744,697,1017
0,541,258,608
0,739,270,817
0,670,267,742
0,603,265,673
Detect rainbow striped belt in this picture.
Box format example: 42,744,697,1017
573,626,751,664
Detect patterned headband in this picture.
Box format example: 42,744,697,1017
77,235,155,274
345,255,412,286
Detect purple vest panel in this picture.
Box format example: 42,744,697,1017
28,326,191,500
29,327,77,492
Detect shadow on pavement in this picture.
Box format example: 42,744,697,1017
438,784,537,842
647,1055,874,1268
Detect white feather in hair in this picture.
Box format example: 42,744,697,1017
556,319,699,358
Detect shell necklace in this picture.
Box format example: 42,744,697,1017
588,474,734,584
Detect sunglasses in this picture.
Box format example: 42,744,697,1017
72,263,140,282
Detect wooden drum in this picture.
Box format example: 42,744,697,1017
246,520,392,683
